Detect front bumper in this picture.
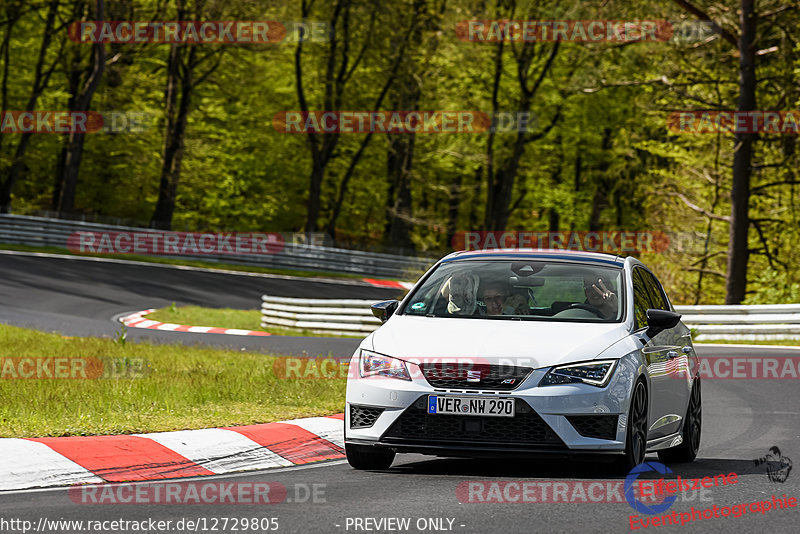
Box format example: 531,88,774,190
344,354,639,455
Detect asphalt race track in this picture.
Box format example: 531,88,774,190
0,251,400,357
1,252,798,533
1,358,799,533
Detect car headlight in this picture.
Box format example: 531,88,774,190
359,350,411,381
539,360,617,387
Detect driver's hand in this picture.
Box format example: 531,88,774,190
590,279,618,308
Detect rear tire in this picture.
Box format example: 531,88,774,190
345,443,395,470
658,377,701,464
614,379,648,474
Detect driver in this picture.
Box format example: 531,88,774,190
583,274,618,320
481,280,529,316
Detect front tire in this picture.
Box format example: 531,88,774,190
615,379,648,473
658,377,701,463
346,444,395,470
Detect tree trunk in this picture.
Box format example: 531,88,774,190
725,0,757,304
446,172,462,247
384,133,416,252
483,27,560,230
588,128,613,232
0,0,60,212
53,0,105,216
150,41,195,230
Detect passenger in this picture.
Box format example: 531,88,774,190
583,274,618,319
481,280,529,316
444,272,480,315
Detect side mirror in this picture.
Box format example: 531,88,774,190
371,300,399,323
645,309,681,338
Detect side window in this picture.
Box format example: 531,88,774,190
641,270,669,311
632,269,650,330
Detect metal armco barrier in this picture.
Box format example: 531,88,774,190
677,304,800,341
261,295,382,337
260,296,800,341
0,214,433,279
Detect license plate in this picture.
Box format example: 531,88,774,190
427,395,515,417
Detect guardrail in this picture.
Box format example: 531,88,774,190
0,214,433,279
676,304,800,341
261,295,383,336
260,296,800,341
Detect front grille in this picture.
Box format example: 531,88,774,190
567,415,618,440
350,405,384,429
382,398,564,447
418,363,532,390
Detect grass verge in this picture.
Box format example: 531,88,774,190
0,324,345,438
145,305,363,338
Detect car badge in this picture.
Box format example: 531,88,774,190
466,370,481,382
501,378,516,385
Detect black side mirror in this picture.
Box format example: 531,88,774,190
645,309,681,338
371,300,399,323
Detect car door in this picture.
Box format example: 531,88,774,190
631,268,669,440
639,267,687,438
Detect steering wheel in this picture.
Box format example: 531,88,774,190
567,302,604,317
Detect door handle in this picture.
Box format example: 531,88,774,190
667,351,678,359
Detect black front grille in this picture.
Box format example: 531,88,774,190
382,398,564,447
418,363,532,390
567,415,618,440
350,405,384,429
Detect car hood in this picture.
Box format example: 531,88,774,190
368,315,629,369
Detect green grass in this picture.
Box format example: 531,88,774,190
146,305,364,338
0,242,373,281
0,324,346,438
695,339,800,346
147,305,264,331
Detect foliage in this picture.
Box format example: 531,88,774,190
1,0,799,304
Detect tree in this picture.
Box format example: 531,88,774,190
52,0,105,215
0,0,64,212
482,1,564,230
150,0,225,229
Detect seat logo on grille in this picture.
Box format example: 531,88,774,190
466,370,482,382
501,378,516,385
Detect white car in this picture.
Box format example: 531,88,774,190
344,249,701,472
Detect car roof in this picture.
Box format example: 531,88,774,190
440,248,626,267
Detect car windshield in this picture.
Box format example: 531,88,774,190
401,259,624,322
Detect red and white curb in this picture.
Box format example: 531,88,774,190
120,309,271,336
361,278,414,290
0,414,345,491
